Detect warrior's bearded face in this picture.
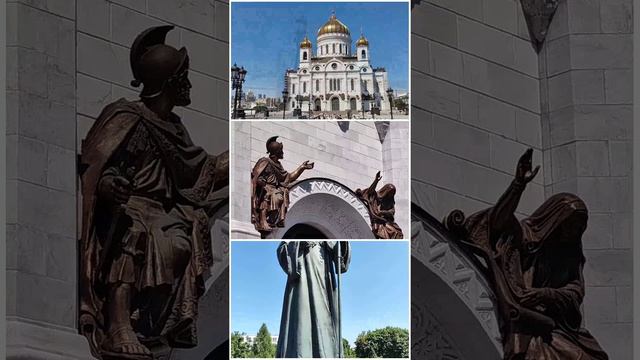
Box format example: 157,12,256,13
268,142,284,159
169,67,192,107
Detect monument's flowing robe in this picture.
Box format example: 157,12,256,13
276,241,351,358
78,99,228,357
251,157,291,232
460,183,608,360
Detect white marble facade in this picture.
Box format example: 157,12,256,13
285,13,390,113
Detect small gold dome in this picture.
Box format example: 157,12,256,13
356,34,369,46
318,14,350,36
300,36,312,49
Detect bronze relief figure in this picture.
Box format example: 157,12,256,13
444,149,608,359
251,136,314,238
356,171,404,239
78,26,229,359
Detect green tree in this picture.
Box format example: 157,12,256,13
355,327,409,358
394,98,408,113
342,338,356,358
231,331,252,358
251,323,276,358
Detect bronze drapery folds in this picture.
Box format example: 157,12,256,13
356,171,404,239
444,149,608,359
251,136,314,238
78,26,229,359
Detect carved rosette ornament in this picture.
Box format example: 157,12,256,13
520,0,560,52
356,171,404,239
250,136,314,238
78,26,229,360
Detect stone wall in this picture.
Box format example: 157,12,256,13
541,1,633,358
6,0,230,358
6,1,88,358
231,120,410,238
411,0,545,220
76,0,229,155
411,0,633,358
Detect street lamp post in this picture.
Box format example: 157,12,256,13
386,87,394,120
308,95,312,118
361,90,369,119
231,63,247,119
296,95,303,118
282,89,289,119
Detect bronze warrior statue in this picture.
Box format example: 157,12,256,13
251,136,314,238
78,25,229,359
356,171,403,239
444,149,608,359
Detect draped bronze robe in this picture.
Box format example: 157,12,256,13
251,157,291,232
357,182,403,239
458,182,608,360
276,241,351,358
79,99,228,358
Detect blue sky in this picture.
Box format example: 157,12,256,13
231,241,409,345
231,2,409,97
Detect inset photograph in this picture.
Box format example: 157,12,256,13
231,120,410,239
230,2,409,119
231,241,409,358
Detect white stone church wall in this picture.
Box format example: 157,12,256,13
232,120,391,235
411,0,544,219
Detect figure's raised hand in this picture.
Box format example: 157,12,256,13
375,171,382,182
302,160,314,170
515,148,540,184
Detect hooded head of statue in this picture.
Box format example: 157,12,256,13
522,193,588,257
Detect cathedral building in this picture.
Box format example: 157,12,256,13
285,13,390,114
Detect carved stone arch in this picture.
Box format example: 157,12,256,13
411,203,502,359
268,177,373,239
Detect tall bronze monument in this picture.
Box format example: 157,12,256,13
356,171,404,239
78,26,229,359
443,149,608,359
250,136,314,238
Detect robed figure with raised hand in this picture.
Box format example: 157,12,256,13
78,26,229,359
356,171,403,239
445,149,608,360
251,136,314,237
276,241,350,358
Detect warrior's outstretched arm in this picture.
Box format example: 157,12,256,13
288,160,314,182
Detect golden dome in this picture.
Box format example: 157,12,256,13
356,34,369,46
300,36,312,49
317,14,350,36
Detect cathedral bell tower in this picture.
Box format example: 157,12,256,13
299,36,312,65
356,33,369,63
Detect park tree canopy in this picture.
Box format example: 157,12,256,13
355,326,409,358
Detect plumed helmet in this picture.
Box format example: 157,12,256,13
130,25,189,98
266,136,283,154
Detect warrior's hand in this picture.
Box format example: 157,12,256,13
515,148,540,184
302,160,314,170
99,175,133,205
